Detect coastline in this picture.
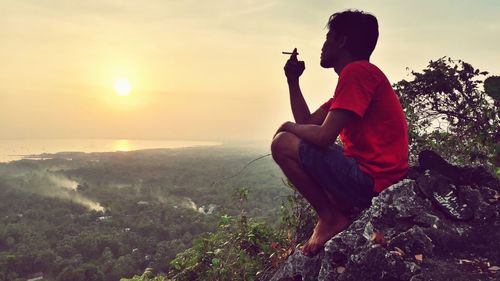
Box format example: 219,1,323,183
0,139,222,163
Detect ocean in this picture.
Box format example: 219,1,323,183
0,139,220,163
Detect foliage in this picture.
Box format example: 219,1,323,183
166,187,286,281
484,76,500,102
393,57,499,170
137,181,316,281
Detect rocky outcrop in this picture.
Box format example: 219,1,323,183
269,170,500,281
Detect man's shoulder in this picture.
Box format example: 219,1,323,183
342,60,383,75
338,61,386,88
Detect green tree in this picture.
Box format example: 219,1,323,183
75,263,105,281
56,266,82,281
393,57,499,170
112,255,139,280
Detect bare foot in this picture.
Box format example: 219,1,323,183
300,216,350,256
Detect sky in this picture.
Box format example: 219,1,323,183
1,0,499,143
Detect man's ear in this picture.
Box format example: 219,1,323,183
338,35,347,48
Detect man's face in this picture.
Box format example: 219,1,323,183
320,30,343,68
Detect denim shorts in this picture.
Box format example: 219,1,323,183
298,140,375,208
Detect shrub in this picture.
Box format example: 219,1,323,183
393,57,499,172
166,188,286,281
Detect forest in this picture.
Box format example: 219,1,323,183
0,145,288,281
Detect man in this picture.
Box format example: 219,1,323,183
271,10,408,256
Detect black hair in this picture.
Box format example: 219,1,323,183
327,10,379,60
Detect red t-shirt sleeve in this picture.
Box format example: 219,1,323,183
327,63,381,117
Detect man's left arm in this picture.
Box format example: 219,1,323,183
277,109,357,147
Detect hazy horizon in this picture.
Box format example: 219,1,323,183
2,0,499,142
0,138,277,163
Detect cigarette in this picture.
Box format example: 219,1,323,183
282,51,299,55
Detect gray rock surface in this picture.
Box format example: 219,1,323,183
269,172,500,281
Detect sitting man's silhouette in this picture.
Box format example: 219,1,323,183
271,10,409,256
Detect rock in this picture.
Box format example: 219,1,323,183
269,172,500,281
268,251,323,281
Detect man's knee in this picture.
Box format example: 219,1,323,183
271,132,300,162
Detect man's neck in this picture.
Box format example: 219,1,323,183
333,55,368,75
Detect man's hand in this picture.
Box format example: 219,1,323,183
284,48,305,82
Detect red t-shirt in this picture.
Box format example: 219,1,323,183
321,60,408,193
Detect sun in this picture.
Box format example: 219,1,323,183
114,79,132,96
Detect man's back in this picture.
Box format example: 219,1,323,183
321,60,408,192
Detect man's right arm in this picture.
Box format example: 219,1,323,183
284,49,327,125
288,79,327,125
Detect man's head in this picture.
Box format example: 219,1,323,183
320,10,378,69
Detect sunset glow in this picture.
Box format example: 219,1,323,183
1,1,499,141
114,139,132,151
114,79,132,97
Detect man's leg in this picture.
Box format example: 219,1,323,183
271,132,350,256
